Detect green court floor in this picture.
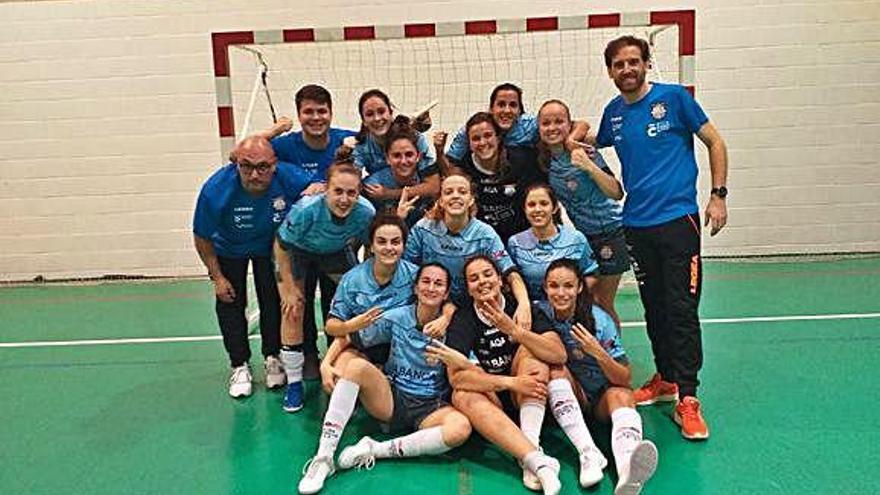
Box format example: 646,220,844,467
1,257,879,494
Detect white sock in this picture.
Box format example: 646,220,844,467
519,400,546,449
548,378,597,452
316,379,360,458
374,426,450,458
611,407,643,478
280,348,304,383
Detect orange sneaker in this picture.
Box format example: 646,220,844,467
673,397,710,440
632,373,679,406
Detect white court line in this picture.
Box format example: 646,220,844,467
621,312,880,328
1,312,879,349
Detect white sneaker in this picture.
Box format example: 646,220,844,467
534,455,561,495
337,436,379,470
579,446,608,488
522,466,541,491
264,355,286,389
228,364,252,398
614,440,658,495
298,455,335,494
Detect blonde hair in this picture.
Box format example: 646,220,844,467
425,172,478,220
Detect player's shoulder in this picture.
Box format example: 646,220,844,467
591,305,617,335
508,228,538,250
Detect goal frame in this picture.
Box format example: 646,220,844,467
210,10,696,159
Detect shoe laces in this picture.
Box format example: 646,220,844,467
302,456,332,478
230,365,250,384
679,399,701,422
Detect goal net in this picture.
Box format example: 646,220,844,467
214,12,692,160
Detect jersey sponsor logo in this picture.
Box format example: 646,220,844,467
646,120,671,138
439,242,464,252
651,102,667,120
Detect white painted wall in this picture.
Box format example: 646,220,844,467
1,0,878,281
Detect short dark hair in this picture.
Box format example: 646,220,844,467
368,213,409,246
489,82,525,114
295,84,332,112
603,35,651,68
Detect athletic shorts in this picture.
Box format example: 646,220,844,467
388,386,450,432
576,375,611,408
287,245,358,281
586,227,630,276
497,390,519,420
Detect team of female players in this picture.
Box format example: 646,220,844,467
270,84,658,495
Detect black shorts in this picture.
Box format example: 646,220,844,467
497,390,519,420
388,386,451,432
286,245,358,281
586,227,630,276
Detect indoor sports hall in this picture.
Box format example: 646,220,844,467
2,1,878,494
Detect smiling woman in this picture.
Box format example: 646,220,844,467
271,160,376,413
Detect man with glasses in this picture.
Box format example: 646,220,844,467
194,136,310,398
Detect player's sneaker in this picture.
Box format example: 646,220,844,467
337,436,379,470
673,396,710,440
533,454,561,495
283,381,304,412
522,466,541,491
263,355,286,389
578,446,608,488
298,455,335,494
632,373,678,406
614,440,658,495
228,364,252,398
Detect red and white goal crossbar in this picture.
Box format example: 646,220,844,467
211,10,695,153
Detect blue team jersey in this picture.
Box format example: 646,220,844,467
363,167,436,227
193,162,309,258
353,132,437,176
328,258,419,321
351,305,449,398
276,194,375,254
548,150,623,235
507,226,598,301
270,128,357,182
446,113,539,161
403,217,516,302
596,82,709,228
534,301,627,393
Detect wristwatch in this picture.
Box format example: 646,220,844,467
711,186,728,199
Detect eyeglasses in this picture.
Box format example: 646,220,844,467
237,161,273,175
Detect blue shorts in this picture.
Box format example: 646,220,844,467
586,227,630,276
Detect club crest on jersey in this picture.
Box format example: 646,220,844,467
566,179,578,191
272,197,286,211
503,184,516,197
651,102,667,120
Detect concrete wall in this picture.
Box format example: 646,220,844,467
1,0,878,281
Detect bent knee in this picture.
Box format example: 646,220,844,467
341,357,375,382
605,386,635,408
442,412,472,447
548,365,569,381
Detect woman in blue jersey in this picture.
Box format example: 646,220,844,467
273,161,376,413
362,116,439,227
537,99,628,325
434,255,566,495
537,259,657,495
352,89,438,178
446,112,545,244
441,83,589,166
508,184,599,302
297,263,472,495
319,214,454,392
403,173,534,331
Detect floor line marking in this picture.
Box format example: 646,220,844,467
2,312,878,349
